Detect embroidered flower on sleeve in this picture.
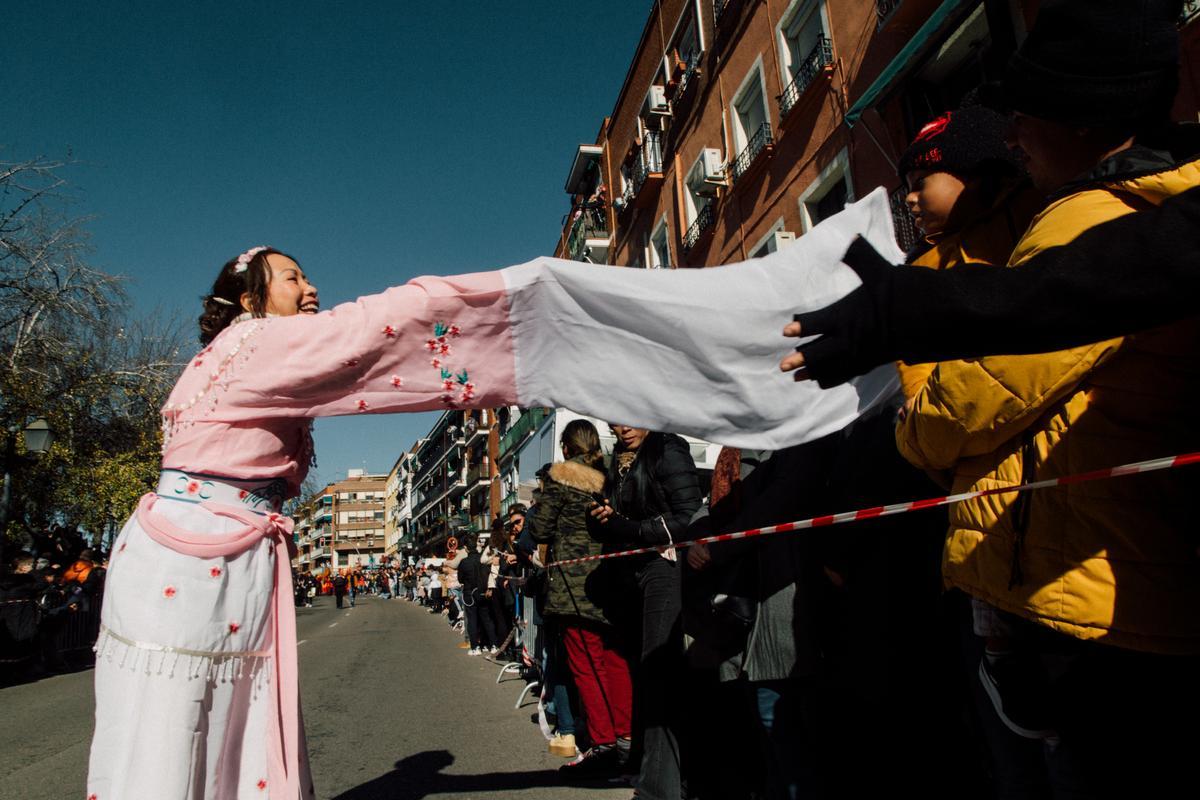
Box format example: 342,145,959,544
381,325,397,338
186,481,200,495
257,779,268,791
88,794,98,800
391,375,404,388
425,339,438,353
356,400,369,412
210,566,223,578
438,342,452,356
163,586,177,599
228,621,241,634
238,490,249,500
441,378,456,393
430,358,442,369
447,324,461,337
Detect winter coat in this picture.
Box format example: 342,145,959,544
897,131,1200,655
598,433,703,550
897,179,1044,398
457,550,489,595
529,456,610,625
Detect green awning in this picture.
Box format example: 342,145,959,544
844,0,969,127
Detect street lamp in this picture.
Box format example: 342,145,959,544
22,418,55,455
1,417,58,566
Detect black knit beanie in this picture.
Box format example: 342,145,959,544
997,0,1181,127
897,106,1019,178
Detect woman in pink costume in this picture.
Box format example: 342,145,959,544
87,190,904,799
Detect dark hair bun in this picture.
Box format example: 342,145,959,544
198,295,242,346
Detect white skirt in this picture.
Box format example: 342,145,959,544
86,498,313,800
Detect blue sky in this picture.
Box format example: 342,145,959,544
4,2,647,487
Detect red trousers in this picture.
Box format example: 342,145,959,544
562,622,633,745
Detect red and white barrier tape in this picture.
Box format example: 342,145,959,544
546,451,1200,568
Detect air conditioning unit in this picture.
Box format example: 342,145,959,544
695,148,726,196
645,85,671,117
772,230,797,250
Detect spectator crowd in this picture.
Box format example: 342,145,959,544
368,6,1200,798
1,525,106,681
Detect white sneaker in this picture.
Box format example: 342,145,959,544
468,648,481,656
489,646,500,654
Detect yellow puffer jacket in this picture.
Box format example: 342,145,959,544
897,136,1200,655
898,180,1045,399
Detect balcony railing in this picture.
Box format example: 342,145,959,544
414,433,464,484
674,51,702,99
682,202,717,252
888,184,920,254
630,132,664,197
875,0,903,30
778,36,833,118
499,407,550,457
567,205,610,261
466,462,490,486
730,122,774,182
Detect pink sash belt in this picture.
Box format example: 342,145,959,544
136,492,300,800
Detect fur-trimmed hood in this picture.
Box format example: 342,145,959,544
549,459,605,495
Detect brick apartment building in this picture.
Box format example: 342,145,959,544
555,0,1200,268
292,469,387,573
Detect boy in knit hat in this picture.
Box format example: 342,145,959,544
894,102,1043,399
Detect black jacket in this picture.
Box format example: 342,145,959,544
457,550,489,593
595,432,702,547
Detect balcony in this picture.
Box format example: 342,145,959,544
500,490,520,516
466,462,491,492
498,407,550,458
888,184,920,254
310,546,331,560
730,122,774,184
682,202,717,253
464,419,489,446
625,132,664,210
566,205,610,262
875,0,903,30
414,432,464,484
667,51,702,102
414,472,468,519
778,37,834,119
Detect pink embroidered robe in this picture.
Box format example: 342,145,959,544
87,189,902,799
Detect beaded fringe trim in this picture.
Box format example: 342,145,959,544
94,626,271,689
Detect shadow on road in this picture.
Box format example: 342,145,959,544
330,749,615,800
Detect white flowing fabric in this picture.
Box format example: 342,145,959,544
503,187,903,448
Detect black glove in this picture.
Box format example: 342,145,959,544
791,236,897,389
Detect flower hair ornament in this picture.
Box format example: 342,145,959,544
233,245,270,274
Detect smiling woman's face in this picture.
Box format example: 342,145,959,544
245,253,319,316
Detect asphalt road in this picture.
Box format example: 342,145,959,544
0,595,629,800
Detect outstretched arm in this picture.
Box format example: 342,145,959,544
782,184,1200,388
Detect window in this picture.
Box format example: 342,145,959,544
648,217,672,269
730,61,769,157
749,218,795,258
778,1,826,86
798,148,854,231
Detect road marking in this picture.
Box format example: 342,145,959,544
328,622,338,628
